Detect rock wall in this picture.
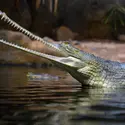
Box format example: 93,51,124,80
0,0,56,38
1,0,125,39
57,0,125,39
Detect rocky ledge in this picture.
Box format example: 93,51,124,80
0,30,125,66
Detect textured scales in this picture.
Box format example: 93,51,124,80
1,39,125,88
0,11,125,88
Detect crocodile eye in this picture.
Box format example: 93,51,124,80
61,42,69,47
66,46,70,51
67,44,73,50
64,42,69,45
75,49,79,53
62,42,71,50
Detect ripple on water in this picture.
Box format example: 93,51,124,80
0,67,125,125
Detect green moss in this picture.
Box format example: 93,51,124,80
103,4,125,36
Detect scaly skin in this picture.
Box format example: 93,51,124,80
0,10,125,88
0,39,125,88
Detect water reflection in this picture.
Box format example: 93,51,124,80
0,66,125,125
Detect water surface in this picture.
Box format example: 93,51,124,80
0,66,125,125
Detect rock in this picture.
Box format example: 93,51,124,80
56,26,78,41
117,34,125,42
0,30,61,65
1,0,125,39
0,30,31,44
57,0,125,39
85,21,111,38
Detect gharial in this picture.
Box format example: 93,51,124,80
0,10,125,88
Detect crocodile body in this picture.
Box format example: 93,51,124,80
0,11,125,88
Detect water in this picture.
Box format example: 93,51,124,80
0,66,125,125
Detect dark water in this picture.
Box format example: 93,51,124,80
0,66,125,125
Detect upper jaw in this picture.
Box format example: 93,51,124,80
48,42,69,57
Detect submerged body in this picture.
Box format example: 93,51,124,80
27,72,60,81
0,10,125,88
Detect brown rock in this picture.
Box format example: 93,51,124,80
0,30,31,44
117,34,125,42
86,21,112,39
0,30,60,65
57,0,125,39
56,26,78,41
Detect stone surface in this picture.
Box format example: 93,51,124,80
117,34,125,42
0,30,60,65
74,39,125,62
57,0,125,39
1,0,125,39
56,26,78,41
0,30,31,44
0,30,125,65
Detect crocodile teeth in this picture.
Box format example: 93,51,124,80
15,26,19,30
11,23,16,27
23,30,26,33
35,37,39,41
21,29,25,33
3,18,7,21
1,16,4,20
10,23,15,26
26,33,30,36
6,20,11,24
13,24,17,28
19,28,23,31
31,35,34,38
10,22,14,25
30,35,34,39
0,11,61,52
7,21,11,25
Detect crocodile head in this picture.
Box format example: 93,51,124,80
52,41,98,62
0,10,92,59
0,39,101,87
